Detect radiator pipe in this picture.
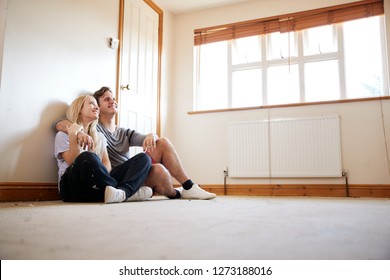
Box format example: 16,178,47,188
224,176,227,195
223,168,228,195
343,171,349,197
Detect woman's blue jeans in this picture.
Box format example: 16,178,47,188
60,152,151,202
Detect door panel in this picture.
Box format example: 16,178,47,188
119,0,158,156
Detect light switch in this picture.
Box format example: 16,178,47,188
110,38,119,49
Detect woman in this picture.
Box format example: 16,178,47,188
54,95,152,203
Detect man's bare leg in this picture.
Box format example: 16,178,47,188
146,137,190,185
144,163,177,198
146,137,216,200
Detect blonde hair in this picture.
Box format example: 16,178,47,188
66,95,101,152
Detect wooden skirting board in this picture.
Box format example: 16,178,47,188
1,182,390,202
0,182,60,202
203,184,390,198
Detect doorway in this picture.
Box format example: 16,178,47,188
117,0,162,156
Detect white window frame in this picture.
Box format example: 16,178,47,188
194,15,388,111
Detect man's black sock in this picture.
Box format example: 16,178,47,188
168,189,181,199
182,179,194,190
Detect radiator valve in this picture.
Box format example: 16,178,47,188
223,166,229,177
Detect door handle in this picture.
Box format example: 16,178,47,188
120,84,131,90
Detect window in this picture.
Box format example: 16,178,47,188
193,0,387,111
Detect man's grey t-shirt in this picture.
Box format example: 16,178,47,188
97,123,146,169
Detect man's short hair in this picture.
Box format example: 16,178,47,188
93,86,112,105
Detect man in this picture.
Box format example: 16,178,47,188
56,86,216,200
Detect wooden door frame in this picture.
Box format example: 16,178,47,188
116,0,163,136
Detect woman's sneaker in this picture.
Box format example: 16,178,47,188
181,184,217,200
126,186,153,202
104,186,126,204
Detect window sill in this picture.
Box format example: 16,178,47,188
188,96,390,115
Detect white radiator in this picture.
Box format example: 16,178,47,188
228,115,342,178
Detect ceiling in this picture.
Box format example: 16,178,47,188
154,0,253,14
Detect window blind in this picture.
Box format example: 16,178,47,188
194,0,384,45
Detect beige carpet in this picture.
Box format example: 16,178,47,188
0,196,389,260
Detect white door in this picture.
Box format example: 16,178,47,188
119,0,159,156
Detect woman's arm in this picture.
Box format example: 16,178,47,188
55,119,94,150
101,147,112,173
61,123,83,165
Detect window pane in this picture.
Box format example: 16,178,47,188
305,60,339,102
304,25,337,55
267,65,300,105
232,35,261,65
193,14,387,111
195,42,228,110
232,68,262,107
267,32,296,60
343,16,384,98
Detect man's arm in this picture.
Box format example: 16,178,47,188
55,119,71,133
55,119,94,150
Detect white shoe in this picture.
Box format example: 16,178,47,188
105,186,126,204
175,187,183,196
126,186,153,202
181,184,217,200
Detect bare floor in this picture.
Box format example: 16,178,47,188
0,196,389,260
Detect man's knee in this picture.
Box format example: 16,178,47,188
156,137,173,150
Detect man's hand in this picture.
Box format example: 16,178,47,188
67,123,83,136
143,133,159,152
67,124,94,150
77,130,94,151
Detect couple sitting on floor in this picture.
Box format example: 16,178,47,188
54,86,216,203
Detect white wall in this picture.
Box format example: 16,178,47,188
1,0,389,187
0,0,119,182
157,5,174,137
0,0,6,84
166,0,390,185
